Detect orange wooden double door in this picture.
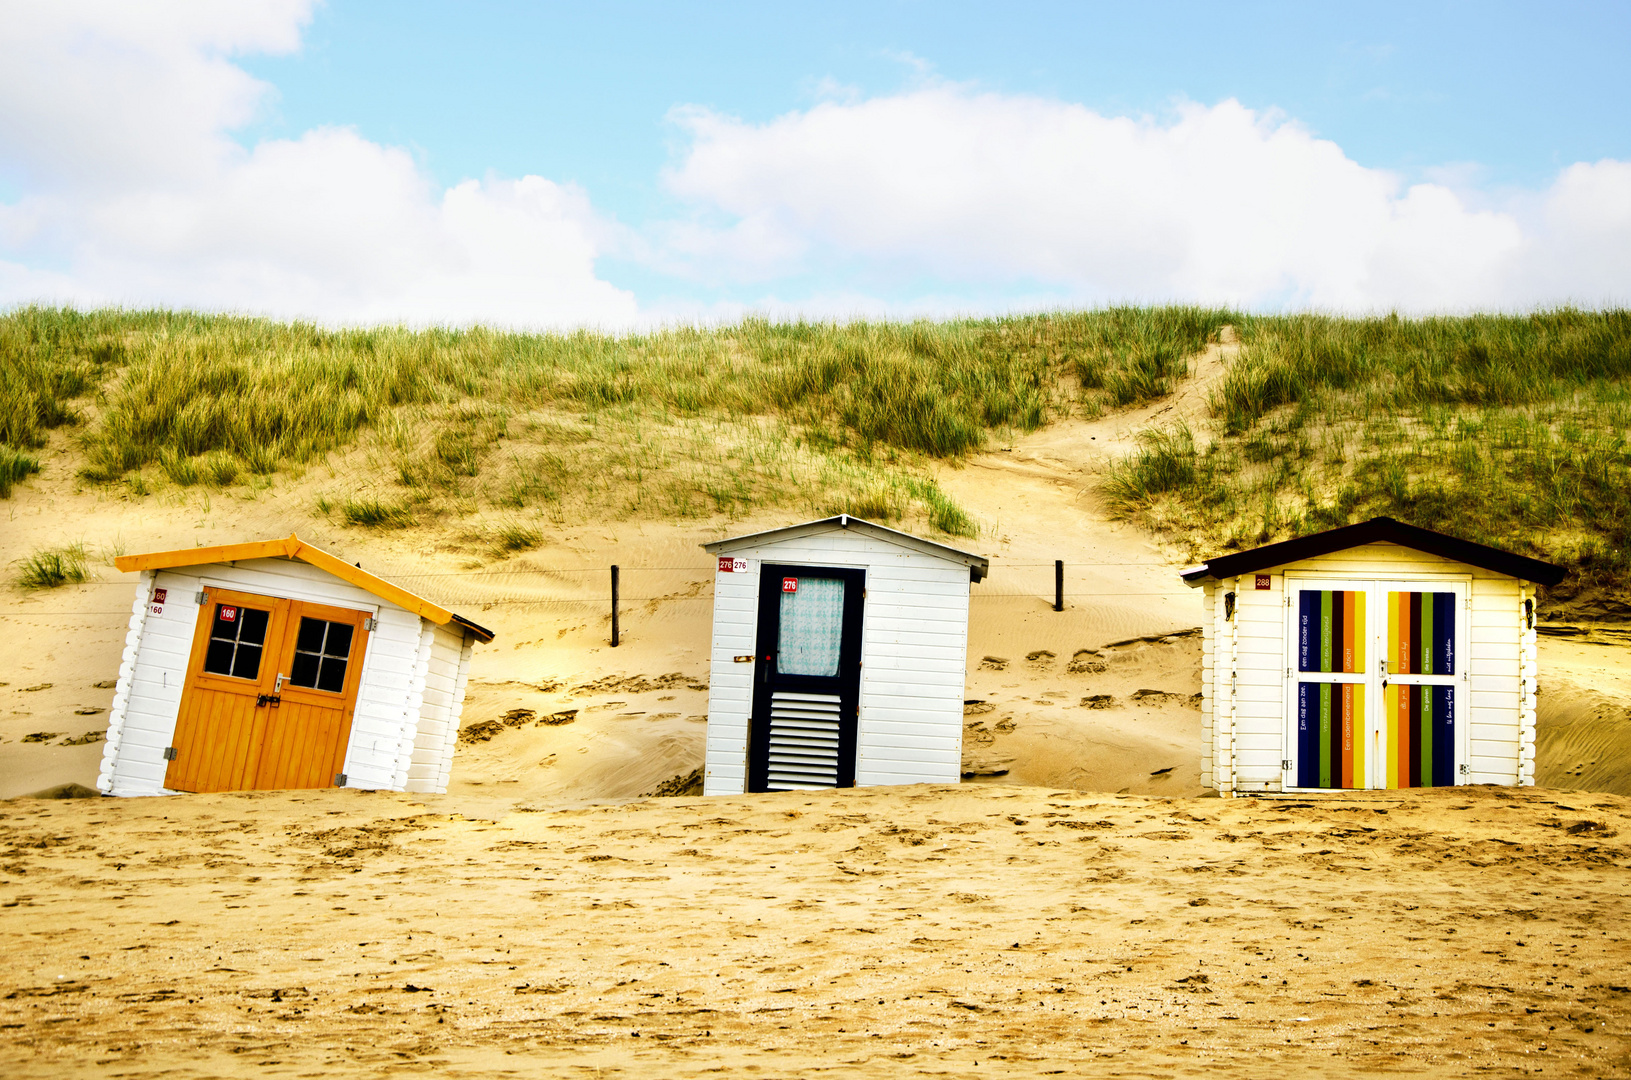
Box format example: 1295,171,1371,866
166,587,372,793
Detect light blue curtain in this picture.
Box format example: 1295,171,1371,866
777,577,845,676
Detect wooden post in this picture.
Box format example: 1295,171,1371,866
610,564,620,647
1055,559,1064,612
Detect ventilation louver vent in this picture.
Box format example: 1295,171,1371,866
766,691,842,791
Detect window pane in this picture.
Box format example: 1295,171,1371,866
777,577,845,677
295,617,326,653
1387,591,1456,675
204,638,236,675
211,607,240,640
325,622,354,659
231,644,263,681
1295,681,1366,790
1296,590,1365,673
317,656,348,693
289,651,321,688
238,607,269,647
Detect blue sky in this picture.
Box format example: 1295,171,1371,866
1,1,1628,326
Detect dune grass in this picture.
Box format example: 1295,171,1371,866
0,446,41,498
0,304,1234,535
16,544,91,589
1104,309,1631,601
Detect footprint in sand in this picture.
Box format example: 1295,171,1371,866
980,656,1009,671
1025,650,1056,666
1068,650,1107,674
1080,695,1115,709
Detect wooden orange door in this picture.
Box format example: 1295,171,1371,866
166,589,290,793
252,600,372,790
169,592,372,792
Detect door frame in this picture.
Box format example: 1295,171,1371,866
1281,574,1470,791
171,588,373,792
746,563,866,793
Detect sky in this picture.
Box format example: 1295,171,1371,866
1,0,1628,328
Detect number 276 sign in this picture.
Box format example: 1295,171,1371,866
717,557,749,573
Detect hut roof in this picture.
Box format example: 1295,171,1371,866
1179,516,1566,588
114,534,496,641
704,515,990,582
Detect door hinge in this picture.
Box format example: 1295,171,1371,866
195,591,208,604
1285,595,1292,607
1459,763,1469,775
1281,759,1294,771
334,773,348,787
163,747,178,761
364,617,378,631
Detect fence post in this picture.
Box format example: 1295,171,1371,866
611,565,620,646
1055,559,1064,612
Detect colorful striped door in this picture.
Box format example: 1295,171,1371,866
1292,587,1368,790
1285,580,1465,791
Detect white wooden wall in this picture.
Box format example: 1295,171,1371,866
704,529,973,795
98,557,462,796
406,624,474,794
1201,541,1531,794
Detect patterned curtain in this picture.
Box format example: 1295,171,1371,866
777,577,846,676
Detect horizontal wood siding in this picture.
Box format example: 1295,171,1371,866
105,569,203,795
405,624,465,793
704,528,974,795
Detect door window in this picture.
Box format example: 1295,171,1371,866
776,577,845,677
289,617,355,693
202,603,271,680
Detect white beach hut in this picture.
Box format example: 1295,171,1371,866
99,535,494,797
1182,517,1565,795
701,515,989,795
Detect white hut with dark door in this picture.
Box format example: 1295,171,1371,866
98,535,494,797
1181,517,1564,796
701,515,989,795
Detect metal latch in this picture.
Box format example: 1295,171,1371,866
256,694,282,708
334,773,347,787
163,747,178,761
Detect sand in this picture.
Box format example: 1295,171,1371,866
3,344,1629,1074
2,783,1628,1077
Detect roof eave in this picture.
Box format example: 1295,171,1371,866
704,515,991,580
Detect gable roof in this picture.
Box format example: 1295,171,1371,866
1179,516,1566,587
704,515,990,582
113,534,495,642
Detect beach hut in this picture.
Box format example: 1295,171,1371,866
98,535,494,797
701,515,989,795
1181,517,1565,795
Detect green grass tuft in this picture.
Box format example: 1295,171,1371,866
339,497,415,529
17,544,90,589
0,445,42,498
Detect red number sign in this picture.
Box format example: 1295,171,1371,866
152,588,167,603
1255,574,1271,590
782,577,798,593
220,605,238,622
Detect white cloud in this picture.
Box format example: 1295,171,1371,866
0,0,638,328
0,8,1625,326
661,87,1631,311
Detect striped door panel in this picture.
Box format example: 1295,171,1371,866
765,691,843,791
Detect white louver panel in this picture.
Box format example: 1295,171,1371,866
766,691,843,791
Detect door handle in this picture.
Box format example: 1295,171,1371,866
274,672,286,693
